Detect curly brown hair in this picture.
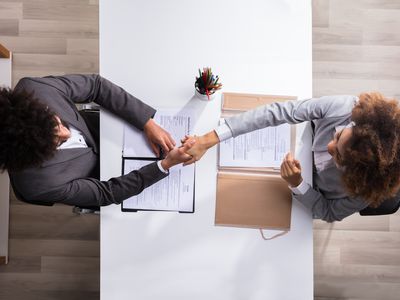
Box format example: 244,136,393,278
341,92,400,207
0,87,58,172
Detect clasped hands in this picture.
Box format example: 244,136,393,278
144,119,303,187
143,119,219,170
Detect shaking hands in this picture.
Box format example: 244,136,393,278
143,118,193,170
144,119,303,188
180,131,220,166
143,118,220,170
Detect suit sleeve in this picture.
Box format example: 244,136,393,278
293,185,369,222
20,74,155,130
225,95,358,137
26,162,168,207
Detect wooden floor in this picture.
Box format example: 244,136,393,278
0,1,100,299
313,0,400,299
0,0,399,299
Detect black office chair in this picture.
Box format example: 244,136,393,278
359,196,400,216
78,104,100,146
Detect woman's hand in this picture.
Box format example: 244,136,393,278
161,140,195,170
180,131,220,165
280,153,303,187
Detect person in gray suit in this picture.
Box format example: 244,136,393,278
182,93,400,222
0,74,193,207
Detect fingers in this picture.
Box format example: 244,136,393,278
181,139,195,151
293,159,301,170
177,147,193,162
181,135,193,144
180,141,196,165
166,133,176,150
284,161,297,175
159,141,170,156
281,161,291,177
283,152,300,172
181,136,196,147
150,142,160,157
281,154,297,174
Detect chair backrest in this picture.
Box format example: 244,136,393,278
78,108,100,147
359,196,400,216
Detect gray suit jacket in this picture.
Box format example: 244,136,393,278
10,74,167,207
225,95,370,222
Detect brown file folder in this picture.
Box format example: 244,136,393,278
215,92,296,232
216,172,292,230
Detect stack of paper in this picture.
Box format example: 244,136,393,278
121,108,196,213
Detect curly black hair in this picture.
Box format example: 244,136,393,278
341,92,400,207
0,87,58,172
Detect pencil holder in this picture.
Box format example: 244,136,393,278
194,67,222,101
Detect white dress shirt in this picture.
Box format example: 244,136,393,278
57,126,88,149
58,125,168,173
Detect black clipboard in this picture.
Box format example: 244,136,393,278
121,157,195,213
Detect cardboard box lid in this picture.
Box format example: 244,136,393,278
215,172,292,230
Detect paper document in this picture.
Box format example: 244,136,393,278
219,123,291,168
122,159,195,212
123,109,195,158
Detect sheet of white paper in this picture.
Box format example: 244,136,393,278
122,160,195,212
123,109,195,158
219,123,291,168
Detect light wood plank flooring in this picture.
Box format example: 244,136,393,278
0,0,99,299
1,1,399,299
0,0,99,86
313,1,400,299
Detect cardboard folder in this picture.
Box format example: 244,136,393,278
215,92,297,232
216,172,292,230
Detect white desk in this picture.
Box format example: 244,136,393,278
100,1,313,299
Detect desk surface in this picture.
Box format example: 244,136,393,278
100,1,313,299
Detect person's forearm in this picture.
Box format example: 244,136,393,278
48,74,156,130
202,130,220,149
93,75,156,130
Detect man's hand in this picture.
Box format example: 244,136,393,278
280,153,303,187
161,140,195,170
143,119,176,157
181,131,220,166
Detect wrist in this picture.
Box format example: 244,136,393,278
143,118,154,130
289,179,309,195
201,131,220,149
161,158,172,170
289,178,303,188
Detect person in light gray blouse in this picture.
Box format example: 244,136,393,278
182,93,400,222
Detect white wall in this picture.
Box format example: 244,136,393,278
0,52,12,264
